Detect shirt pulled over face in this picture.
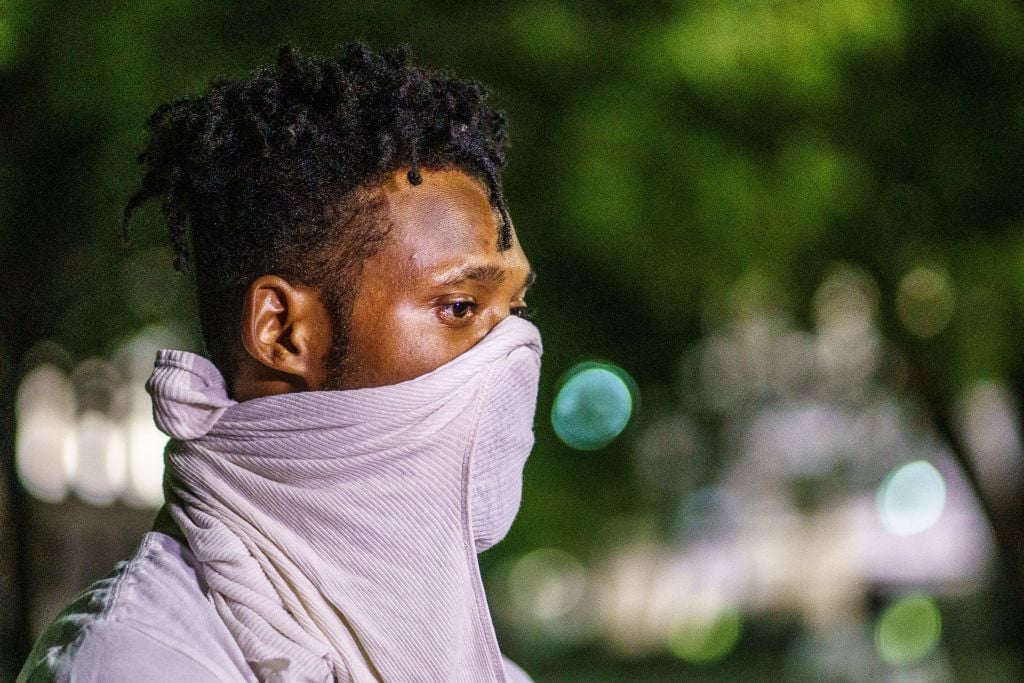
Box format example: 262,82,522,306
147,315,542,682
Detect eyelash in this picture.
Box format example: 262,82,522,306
438,302,531,321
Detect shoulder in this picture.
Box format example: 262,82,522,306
19,618,225,683
19,530,253,682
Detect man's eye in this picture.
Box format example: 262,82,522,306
446,301,475,318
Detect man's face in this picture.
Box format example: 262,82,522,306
327,168,533,389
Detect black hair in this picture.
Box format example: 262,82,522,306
123,43,512,387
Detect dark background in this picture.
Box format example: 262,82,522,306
2,1,1024,680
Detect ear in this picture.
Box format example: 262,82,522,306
239,275,331,390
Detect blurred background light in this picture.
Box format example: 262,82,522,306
15,363,76,503
664,0,905,105
666,602,743,664
595,541,665,655
674,486,738,540
123,392,167,508
487,547,592,652
813,265,881,389
69,358,127,506
5,2,1024,678
957,381,1024,506
895,266,955,339
876,460,946,536
117,327,182,508
72,410,127,506
875,594,942,666
632,415,706,501
508,548,588,625
784,621,878,682
14,330,175,509
552,362,636,450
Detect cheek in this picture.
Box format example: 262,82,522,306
382,306,474,383
346,302,478,387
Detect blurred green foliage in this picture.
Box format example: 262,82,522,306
3,0,1024,679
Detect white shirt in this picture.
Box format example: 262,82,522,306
19,512,532,682
20,518,254,682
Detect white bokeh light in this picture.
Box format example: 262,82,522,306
115,325,186,508
16,363,76,503
73,410,128,506
124,387,168,508
876,461,946,536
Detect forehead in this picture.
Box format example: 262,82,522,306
378,168,521,272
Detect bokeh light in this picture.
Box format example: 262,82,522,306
876,461,946,536
124,405,168,508
957,381,1024,504
632,415,707,500
5,2,1024,679
813,265,881,388
665,0,905,105
69,358,128,506
488,547,592,649
508,548,588,624
118,327,181,508
73,410,127,506
552,362,636,450
895,266,955,339
875,594,942,665
15,328,180,508
15,363,76,503
675,486,739,540
667,603,743,664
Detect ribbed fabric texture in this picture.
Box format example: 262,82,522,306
146,316,542,682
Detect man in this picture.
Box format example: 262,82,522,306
20,43,540,682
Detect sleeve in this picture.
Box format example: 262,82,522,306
19,620,226,683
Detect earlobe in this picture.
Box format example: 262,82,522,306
240,275,329,388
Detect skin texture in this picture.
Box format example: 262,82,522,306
231,168,533,400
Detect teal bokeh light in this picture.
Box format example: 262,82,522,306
551,362,636,451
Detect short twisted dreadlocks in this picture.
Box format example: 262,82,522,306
123,43,512,386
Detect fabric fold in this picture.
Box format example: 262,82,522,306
148,316,542,682
147,350,237,441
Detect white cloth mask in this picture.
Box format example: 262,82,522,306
147,315,542,682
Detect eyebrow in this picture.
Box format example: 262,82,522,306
436,264,536,291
